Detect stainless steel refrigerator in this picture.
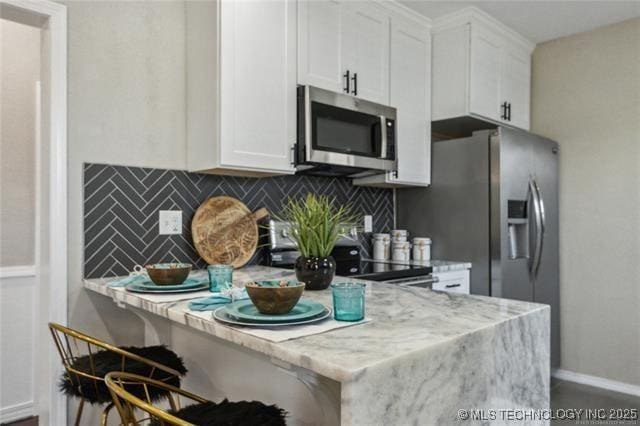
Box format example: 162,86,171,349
397,127,559,367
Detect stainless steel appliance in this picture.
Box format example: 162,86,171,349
263,221,434,285
397,127,560,367
296,86,397,177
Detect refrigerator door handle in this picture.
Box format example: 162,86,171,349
529,176,546,281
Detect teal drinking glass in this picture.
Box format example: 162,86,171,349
331,282,365,321
207,264,233,292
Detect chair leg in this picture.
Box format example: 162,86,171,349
74,399,85,426
101,402,114,426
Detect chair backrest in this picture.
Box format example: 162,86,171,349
105,371,208,426
48,322,183,402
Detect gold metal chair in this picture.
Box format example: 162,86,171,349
106,372,206,425
105,372,288,426
49,322,187,426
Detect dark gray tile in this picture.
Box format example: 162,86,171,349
83,163,394,278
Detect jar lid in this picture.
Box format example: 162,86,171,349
372,233,390,240
413,237,432,244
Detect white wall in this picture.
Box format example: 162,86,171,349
65,1,187,423
531,18,640,387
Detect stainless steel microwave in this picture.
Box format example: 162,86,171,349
295,85,397,177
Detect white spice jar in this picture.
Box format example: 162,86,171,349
412,237,432,261
392,241,411,262
372,233,391,260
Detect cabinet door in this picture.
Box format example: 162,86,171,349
468,24,502,122
389,19,430,186
298,0,346,93
219,0,296,173
501,46,531,129
343,2,390,104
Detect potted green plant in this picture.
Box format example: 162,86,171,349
278,194,359,290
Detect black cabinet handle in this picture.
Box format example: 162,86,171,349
445,283,461,288
343,70,350,93
351,72,358,96
507,103,512,121
501,102,508,120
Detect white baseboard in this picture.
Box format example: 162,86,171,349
0,400,35,424
552,368,640,397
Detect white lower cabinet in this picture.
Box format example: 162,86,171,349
432,270,470,295
187,0,296,176
353,15,431,188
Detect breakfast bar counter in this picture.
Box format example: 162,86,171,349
84,266,550,426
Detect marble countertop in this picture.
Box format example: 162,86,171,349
84,266,545,384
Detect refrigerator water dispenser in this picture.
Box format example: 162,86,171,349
507,200,529,260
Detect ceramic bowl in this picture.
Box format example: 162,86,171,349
245,280,305,314
145,263,192,286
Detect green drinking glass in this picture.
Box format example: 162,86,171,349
331,282,365,321
207,264,233,292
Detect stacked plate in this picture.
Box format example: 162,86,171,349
214,299,331,327
125,278,209,294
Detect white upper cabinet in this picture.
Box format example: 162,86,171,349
468,24,503,122
500,46,531,129
354,15,431,188
298,0,390,104
432,8,534,131
297,0,345,93
187,0,296,176
343,3,390,104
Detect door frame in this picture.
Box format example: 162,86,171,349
1,0,67,424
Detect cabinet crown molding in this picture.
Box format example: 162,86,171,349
432,6,535,53
375,0,431,28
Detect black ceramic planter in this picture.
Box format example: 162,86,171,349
294,256,336,291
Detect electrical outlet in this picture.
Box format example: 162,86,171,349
364,215,373,233
159,210,182,235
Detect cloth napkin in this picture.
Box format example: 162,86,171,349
108,274,147,288
188,288,249,311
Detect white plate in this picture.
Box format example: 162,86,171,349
213,307,332,327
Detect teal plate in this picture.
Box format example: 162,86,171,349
224,299,326,323
213,307,331,328
133,278,207,291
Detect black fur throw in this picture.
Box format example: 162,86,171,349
59,345,187,404
150,399,287,426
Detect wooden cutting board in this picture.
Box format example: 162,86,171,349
191,196,268,268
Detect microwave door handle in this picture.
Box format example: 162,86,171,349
379,116,387,159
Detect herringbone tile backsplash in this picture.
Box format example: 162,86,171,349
83,163,394,278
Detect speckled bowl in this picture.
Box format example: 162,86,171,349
245,280,305,314
145,263,192,286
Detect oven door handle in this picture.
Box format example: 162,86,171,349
387,275,439,288
379,115,387,159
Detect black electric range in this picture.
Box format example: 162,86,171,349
264,220,433,285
